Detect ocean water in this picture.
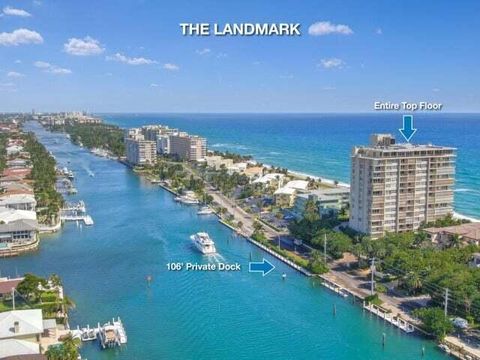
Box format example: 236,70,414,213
0,121,449,359
103,113,480,219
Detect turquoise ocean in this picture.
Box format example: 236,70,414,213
105,113,480,219
2,114,475,359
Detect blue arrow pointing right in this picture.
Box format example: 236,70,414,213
399,115,417,142
249,258,275,277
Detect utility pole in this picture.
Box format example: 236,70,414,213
370,258,376,295
444,288,449,317
323,233,327,263
12,288,15,310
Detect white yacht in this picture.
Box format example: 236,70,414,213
174,192,200,205
197,206,214,215
190,232,217,254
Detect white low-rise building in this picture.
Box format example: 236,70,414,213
0,309,44,358
205,156,234,170
0,194,37,211
0,208,37,224
6,145,23,156
274,187,297,207
283,180,309,192
292,188,350,219
252,173,285,186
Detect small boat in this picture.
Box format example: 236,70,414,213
190,232,217,254
197,206,214,215
83,215,94,226
438,344,451,354
80,325,97,342
174,195,200,205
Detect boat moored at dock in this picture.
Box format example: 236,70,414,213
197,206,214,215
97,317,128,349
174,191,200,205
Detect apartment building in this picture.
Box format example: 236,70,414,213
349,134,456,238
169,133,207,161
125,138,156,166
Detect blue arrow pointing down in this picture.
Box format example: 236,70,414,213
249,258,275,276
399,115,417,142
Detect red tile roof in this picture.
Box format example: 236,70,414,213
0,278,24,296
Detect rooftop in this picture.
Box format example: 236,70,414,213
0,209,37,224
253,173,284,184
0,195,36,206
0,339,40,359
0,310,44,340
0,219,38,233
0,277,24,296
425,222,480,241
283,180,309,191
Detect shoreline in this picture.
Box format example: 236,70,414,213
38,123,470,358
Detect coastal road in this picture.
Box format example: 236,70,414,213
209,190,282,239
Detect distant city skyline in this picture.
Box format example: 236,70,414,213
1,0,479,113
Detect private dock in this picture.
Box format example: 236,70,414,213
72,317,127,349
60,201,94,225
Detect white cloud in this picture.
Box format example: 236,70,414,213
106,53,157,65
64,36,104,56
322,86,336,91
150,83,159,87
196,48,211,55
216,52,228,59
163,63,179,71
308,21,353,36
376,28,383,35
319,58,345,69
14,59,22,64
33,0,42,6
3,6,32,17
34,61,72,74
433,88,440,92
0,28,43,46
7,71,25,78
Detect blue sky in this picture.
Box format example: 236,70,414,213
1,0,479,112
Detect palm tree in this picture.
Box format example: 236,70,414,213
405,272,422,294
450,234,462,248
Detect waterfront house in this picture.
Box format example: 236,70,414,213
0,339,44,359
0,208,37,224
0,310,44,358
6,160,30,170
425,223,480,248
0,176,29,186
227,162,248,175
0,183,34,197
6,146,23,157
0,219,39,256
283,180,309,192
252,173,285,187
0,277,24,301
205,155,234,170
1,169,31,180
243,166,264,179
0,194,37,211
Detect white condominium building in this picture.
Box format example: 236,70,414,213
349,134,456,239
169,133,207,161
